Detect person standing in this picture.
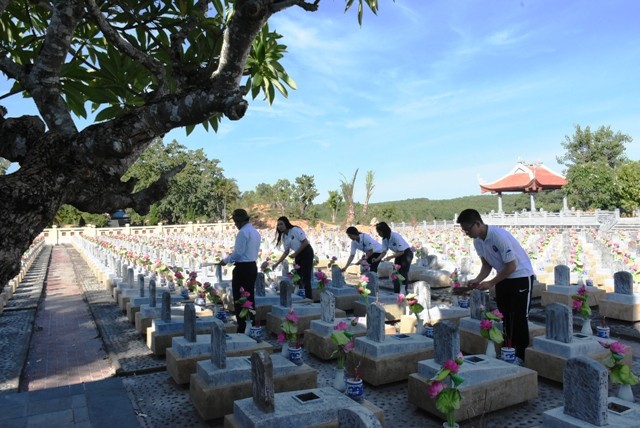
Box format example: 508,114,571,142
341,226,384,273
273,216,315,299
456,208,534,366
373,221,413,294
221,209,261,333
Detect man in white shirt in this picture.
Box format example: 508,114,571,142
222,209,261,332
457,208,534,365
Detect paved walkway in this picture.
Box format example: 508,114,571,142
1,244,640,427
22,246,114,391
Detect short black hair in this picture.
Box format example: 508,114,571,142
346,226,359,235
456,209,483,225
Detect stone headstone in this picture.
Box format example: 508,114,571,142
210,318,227,368
546,303,573,343
184,303,196,342
330,265,345,288
251,350,275,413
255,273,266,297
426,255,438,270
161,291,171,322
413,281,431,312
138,273,145,297
614,270,633,295
321,291,336,323
563,357,608,425
215,264,223,284
365,272,378,297
366,303,386,343
279,279,292,307
149,279,157,307
469,290,489,320
128,267,134,286
281,259,289,276
554,265,570,286
433,320,460,365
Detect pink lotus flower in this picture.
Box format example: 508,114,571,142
334,321,348,331
285,310,298,323
491,309,504,319
610,341,627,355
344,340,355,352
277,331,286,343
572,299,582,311
442,359,459,373
397,294,406,304
428,380,445,399
241,300,253,309
480,319,493,331
390,274,398,280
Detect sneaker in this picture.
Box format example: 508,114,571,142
514,357,524,366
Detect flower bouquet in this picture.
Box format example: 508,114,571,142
234,287,255,321
327,256,338,269
314,271,330,290
260,260,272,276
479,307,504,344
571,283,591,320
201,282,220,305
428,353,465,427
600,341,639,386
288,263,302,286
355,275,371,302
390,264,405,283
330,321,355,369
398,293,425,333
277,308,299,347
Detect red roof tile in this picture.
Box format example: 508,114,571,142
479,163,567,193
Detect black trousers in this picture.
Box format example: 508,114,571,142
232,262,257,332
393,248,413,293
295,245,315,299
367,252,382,273
495,275,534,361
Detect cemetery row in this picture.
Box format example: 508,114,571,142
37,235,640,427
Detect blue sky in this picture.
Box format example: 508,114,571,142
4,0,640,204
166,0,640,203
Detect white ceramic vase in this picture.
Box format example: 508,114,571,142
485,340,496,358
581,318,593,336
333,368,346,392
617,383,635,402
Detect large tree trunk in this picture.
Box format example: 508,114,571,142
0,0,293,289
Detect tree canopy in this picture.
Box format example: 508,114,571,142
557,125,637,211
0,0,378,288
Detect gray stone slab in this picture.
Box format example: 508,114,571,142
355,335,433,358
531,335,604,358
231,387,377,428
195,354,306,386
170,333,260,358
309,318,367,336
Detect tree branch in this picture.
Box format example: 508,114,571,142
0,115,46,162
85,0,169,99
25,1,84,135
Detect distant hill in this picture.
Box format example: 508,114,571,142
312,190,564,225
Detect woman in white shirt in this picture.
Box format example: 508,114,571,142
341,226,384,273
273,216,315,299
373,221,413,294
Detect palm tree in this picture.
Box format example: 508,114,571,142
327,190,343,223
363,170,375,220
340,169,358,224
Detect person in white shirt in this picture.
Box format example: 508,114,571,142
457,208,534,365
373,221,413,294
341,226,384,273
221,209,261,332
273,216,315,299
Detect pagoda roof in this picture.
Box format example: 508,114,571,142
479,162,567,194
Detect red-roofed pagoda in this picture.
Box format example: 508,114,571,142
479,161,568,213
